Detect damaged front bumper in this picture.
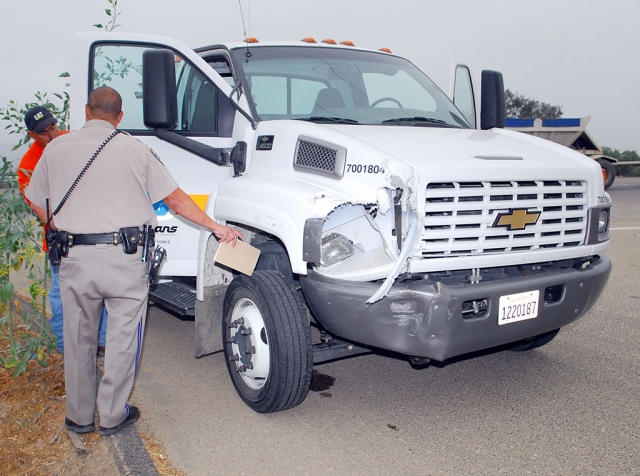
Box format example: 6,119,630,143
300,255,611,361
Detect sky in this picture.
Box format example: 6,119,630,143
2,0,639,162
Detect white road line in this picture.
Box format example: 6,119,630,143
610,226,640,231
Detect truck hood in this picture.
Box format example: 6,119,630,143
325,125,600,180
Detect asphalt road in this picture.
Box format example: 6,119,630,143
132,177,640,476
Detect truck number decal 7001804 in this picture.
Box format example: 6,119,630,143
346,164,385,174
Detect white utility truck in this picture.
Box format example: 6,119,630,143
72,32,612,413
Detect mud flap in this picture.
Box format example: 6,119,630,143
195,286,227,358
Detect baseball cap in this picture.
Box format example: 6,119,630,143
25,106,57,134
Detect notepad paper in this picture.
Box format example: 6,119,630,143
213,240,261,276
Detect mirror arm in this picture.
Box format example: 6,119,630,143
154,129,231,166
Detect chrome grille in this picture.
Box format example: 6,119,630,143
420,180,588,258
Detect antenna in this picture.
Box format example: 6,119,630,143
238,0,252,61
238,0,248,40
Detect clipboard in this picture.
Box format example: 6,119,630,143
213,240,261,276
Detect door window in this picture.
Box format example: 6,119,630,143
453,65,476,128
91,43,222,133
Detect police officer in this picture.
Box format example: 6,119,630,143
25,86,242,436
18,106,109,356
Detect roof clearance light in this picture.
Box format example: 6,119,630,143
322,39,337,44
244,37,259,43
301,37,317,43
340,40,355,46
379,47,392,53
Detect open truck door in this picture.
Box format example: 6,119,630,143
71,32,248,280
448,59,505,130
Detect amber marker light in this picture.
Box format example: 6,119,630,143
244,37,259,43
379,47,392,53
322,39,337,44
301,37,317,43
340,40,355,46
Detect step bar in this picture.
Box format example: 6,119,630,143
149,281,196,316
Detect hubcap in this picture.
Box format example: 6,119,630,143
228,298,270,389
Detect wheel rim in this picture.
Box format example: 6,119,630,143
228,298,270,390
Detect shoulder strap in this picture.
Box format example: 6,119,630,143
47,129,121,224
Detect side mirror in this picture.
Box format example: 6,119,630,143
142,49,178,130
231,141,247,177
480,70,505,130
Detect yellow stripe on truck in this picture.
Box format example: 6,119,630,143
189,195,209,211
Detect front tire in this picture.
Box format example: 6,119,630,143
223,270,312,413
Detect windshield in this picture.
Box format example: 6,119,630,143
230,46,470,128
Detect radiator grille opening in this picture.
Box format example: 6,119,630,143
419,180,588,259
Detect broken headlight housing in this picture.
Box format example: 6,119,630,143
320,233,354,267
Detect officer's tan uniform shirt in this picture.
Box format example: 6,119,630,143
26,120,178,233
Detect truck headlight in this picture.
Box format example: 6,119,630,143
320,233,354,267
598,209,609,233
587,206,610,244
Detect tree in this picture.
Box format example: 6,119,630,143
602,147,640,177
505,89,563,119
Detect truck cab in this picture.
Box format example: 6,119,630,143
72,32,611,413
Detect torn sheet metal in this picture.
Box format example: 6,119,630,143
367,212,419,304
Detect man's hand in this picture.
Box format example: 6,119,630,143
212,224,243,246
164,188,244,246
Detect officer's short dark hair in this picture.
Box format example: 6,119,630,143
87,86,122,118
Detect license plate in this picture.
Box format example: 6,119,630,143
498,290,540,325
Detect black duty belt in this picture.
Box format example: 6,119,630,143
68,231,142,247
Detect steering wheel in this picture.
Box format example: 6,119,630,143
371,97,403,108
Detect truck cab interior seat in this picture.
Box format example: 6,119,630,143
190,82,215,131
312,88,346,115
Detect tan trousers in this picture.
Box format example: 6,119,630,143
60,243,148,428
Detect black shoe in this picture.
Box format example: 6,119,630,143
65,417,95,433
99,406,140,436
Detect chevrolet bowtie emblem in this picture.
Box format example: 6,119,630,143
493,209,541,230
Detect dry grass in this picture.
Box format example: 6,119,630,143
0,345,115,475
140,432,186,476
0,298,183,475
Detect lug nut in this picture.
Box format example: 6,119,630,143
241,327,252,336
229,354,239,362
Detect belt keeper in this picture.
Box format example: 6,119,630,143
113,232,119,245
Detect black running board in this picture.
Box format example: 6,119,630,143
149,281,196,316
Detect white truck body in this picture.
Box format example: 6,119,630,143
72,32,612,413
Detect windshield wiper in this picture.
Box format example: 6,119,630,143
382,117,461,128
297,116,359,125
